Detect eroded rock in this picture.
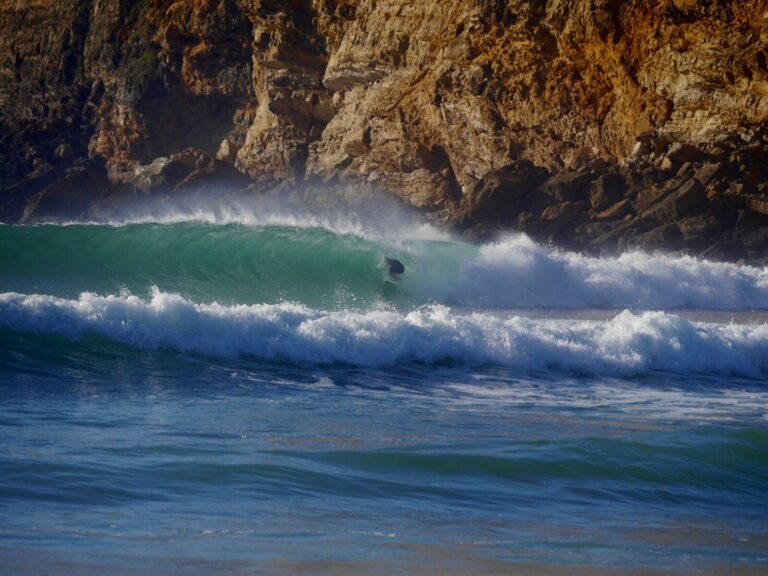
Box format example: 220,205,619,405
1,0,768,262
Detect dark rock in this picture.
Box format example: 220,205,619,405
624,167,658,192
172,160,252,196
22,159,110,222
630,223,684,251
454,161,549,227
54,143,75,161
541,200,587,238
575,221,622,245
749,197,768,217
731,144,767,183
109,158,175,193
721,191,748,211
635,130,657,145
515,211,545,236
631,141,651,157
461,222,505,242
661,143,703,171
693,162,726,187
742,227,768,253
538,170,596,205
589,172,625,211
594,198,633,221
714,133,743,149
735,207,768,234
699,239,745,262
635,183,671,213
635,130,668,153
675,161,693,178
643,178,707,222
591,218,654,252
542,200,586,222
678,214,721,240
707,146,728,160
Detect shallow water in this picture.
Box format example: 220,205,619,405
1,220,767,575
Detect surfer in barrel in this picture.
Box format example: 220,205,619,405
384,257,405,280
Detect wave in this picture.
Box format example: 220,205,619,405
2,289,767,377
0,223,398,309
440,235,768,310
2,224,768,311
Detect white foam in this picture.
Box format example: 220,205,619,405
427,235,768,310
2,289,767,377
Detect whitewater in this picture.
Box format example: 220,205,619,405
2,207,767,575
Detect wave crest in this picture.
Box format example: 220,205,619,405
2,289,767,376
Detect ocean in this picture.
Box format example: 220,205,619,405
1,212,767,575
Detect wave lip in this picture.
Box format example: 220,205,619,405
2,289,767,377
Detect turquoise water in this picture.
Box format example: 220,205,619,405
1,222,767,575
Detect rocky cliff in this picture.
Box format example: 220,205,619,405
1,0,768,261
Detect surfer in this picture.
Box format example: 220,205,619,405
384,257,405,280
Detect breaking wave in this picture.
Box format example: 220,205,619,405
2,223,767,311
1,289,767,377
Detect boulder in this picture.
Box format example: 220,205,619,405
216,139,240,165
541,200,587,238
661,143,703,171
538,170,596,205
589,173,625,211
594,198,633,221
643,178,707,222
707,146,729,160
693,162,726,187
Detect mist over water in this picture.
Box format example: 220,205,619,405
2,198,767,575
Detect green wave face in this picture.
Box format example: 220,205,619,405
0,223,474,310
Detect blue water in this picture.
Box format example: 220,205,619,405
1,220,767,575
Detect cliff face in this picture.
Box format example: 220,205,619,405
1,0,768,258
